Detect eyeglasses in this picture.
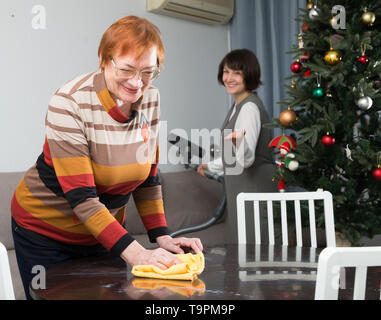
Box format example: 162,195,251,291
111,58,160,81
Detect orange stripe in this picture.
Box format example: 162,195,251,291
84,208,115,238
92,161,151,186
53,156,93,177
11,195,98,245
97,88,115,112
135,199,164,217
14,178,90,235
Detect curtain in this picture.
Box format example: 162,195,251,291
230,0,306,135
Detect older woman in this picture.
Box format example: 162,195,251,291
11,16,202,300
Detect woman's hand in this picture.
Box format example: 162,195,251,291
197,164,209,177
157,235,203,255
224,129,246,147
120,240,181,270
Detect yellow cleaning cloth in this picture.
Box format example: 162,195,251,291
132,278,206,297
131,252,204,280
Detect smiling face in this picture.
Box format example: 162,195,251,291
222,65,247,96
104,46,158,103
217,50,263,104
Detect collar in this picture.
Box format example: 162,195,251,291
94,69,141,123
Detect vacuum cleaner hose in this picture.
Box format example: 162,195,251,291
170,164,226,238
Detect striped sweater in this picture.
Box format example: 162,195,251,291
11,69,169,256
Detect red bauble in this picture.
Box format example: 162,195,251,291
358,55,369,64
291,60,302,73
304,69,312,77
372,168,381,181
322,135,335,146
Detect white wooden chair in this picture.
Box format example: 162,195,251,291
236,191,337,283
0,242,15,300
236,190,336,247
315,246,381,300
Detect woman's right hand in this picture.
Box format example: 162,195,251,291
197,164,209,177
121,240,181,270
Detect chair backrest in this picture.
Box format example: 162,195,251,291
315,246,381,300
236,191,336,247
0,242,15,300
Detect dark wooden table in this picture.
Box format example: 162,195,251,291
30,244,381,300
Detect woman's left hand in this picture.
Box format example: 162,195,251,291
224,129,246,147
156,235,203,254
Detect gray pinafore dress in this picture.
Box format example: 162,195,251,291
220,93,277,243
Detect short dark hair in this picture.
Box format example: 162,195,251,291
217,49,263,91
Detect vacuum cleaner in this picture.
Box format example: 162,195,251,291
167,133,226,237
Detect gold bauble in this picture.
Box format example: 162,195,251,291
361,11,376,25
279,109,297,127
329,16,335,27
324,48,342,66
307,1,314,10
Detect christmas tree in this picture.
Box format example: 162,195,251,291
266,0,381,245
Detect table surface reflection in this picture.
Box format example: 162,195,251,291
30,244,381,300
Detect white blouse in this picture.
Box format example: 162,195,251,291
207,101,261,175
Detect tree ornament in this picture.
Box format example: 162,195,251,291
324,46,342,66
290,80,296,88
279,141,292,155
313,86,323,97
322,133,335,146
362,9,376,26
291,59,302,73
278,178,286,193
372,166,381,181
306,1,314,10
345,144,353,161
304,69,312,77
312,86,323,98
356,96,373,110
298,32,304,49
284,153,299,171
358,55,369,64
268,135,297,155
279,108,297,127
312,74,323,98
300,52,311,62
358,43,369,64
329,16,335,28
309,5,320,20
356,87,373,111
373,155,381,180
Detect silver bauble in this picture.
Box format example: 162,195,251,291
309,6,320,20
356,96,373,110
288,160,299,171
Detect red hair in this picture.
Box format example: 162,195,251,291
98,16,165,69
